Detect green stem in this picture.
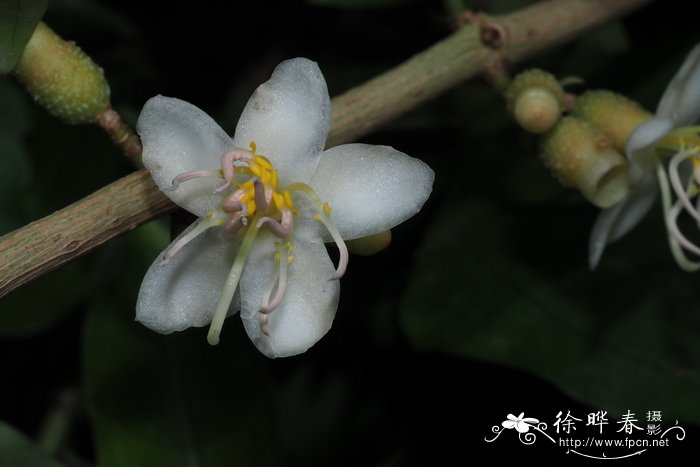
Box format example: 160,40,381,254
207,218,261,345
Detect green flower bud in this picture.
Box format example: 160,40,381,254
573,90,652,151
14,22,110,124
506,69,564,133
541,116,629,208
346,230,392,256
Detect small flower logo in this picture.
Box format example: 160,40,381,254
502,413,540,433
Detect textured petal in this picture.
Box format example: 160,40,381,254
138,95,234,217
625,117,673,184
233,58,330,185
305,143,434,240
239,237,339,358
588,181,657,269
656,42,700,126
136,221,241,333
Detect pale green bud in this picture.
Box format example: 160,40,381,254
573,90,653,151
14,22,110,124
541,116,629,208
506,69,564,133
346,230,392,256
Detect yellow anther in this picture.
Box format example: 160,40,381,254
322,202,332,215
292,209,299,216
271,170,279,189
273,252,281,262
286,241,293,251
313,214,321,221
249,141,257,153
272,192,284,210
255,155,272,171
287,255,295,263
250,164,262,178
283,190,294,209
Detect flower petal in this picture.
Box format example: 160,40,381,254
589,117,674,268
233,58,330,185
625,117,673,183
239,237,339,358
136,221,241,333
138,95,234,217
588,181,657,269
656,42,700,126
305,143,434,240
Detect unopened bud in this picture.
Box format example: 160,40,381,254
14,22,110,124
346,230,392,256
542,117,629,208
573,90,652,151
506,69,564,133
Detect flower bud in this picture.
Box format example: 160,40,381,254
506,69,564,133
541,116,629,208
573,90,652,151
13,22,110,124
346,230,392,256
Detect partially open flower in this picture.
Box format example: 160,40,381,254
589,43,700,269
541,116,629,208
135,58,434,358
574,90,652,152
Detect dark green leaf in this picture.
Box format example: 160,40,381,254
84,297,280,467
400,196,700,421
0,0,48,74
0,264,86,337
0,420,66,467
0,79,31,135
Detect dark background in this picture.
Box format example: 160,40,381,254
1,0,698,465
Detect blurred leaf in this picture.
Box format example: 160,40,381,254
399,196,700,421
84,300,280,467
0,79,31,135
308,0,415,9
0,420,65,467
0,133,32,232
467,0,540,14
0,0,47,74
0,264,86,337
47,0,137,38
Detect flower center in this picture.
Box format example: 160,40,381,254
161,141,348,345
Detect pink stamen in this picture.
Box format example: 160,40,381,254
253,178,271,213
667,200,700,257
259,315,270,336
668,150,700,222
256,209,293,238
225,215,245,235
223,189,247,214
160,218,218,265
215,150,253,193
260,270,286,314
328,243,348,281
166,170,215,191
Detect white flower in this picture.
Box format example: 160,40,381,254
502,413,539,433
589,43,700,269
135,58,434,358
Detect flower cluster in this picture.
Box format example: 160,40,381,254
589,43,700,269
135,58,434,358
